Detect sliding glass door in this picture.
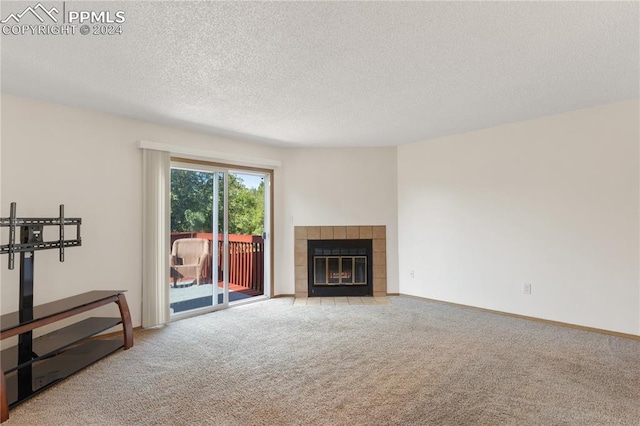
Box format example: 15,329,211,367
169,162,270,317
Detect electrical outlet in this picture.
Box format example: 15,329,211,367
410,270,415,279
523,283,532,295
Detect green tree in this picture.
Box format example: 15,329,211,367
171,170,264,236
226,176,264,235
170,169,213,232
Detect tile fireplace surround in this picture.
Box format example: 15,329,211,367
294,226,387,298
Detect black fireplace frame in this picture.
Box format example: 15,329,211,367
307,239,373,297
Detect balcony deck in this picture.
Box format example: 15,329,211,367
169,280,263,314
170,232,265,314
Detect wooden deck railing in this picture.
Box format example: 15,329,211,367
170,232,264,294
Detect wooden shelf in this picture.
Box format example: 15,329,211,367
1,317,123,374
1,291,126,335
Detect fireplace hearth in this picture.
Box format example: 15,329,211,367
308,239,373,297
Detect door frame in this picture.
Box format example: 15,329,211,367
169,157,274,320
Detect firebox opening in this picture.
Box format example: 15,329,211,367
307,239,373,297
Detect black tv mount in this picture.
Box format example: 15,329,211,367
0,202,81,270
0,202,82,404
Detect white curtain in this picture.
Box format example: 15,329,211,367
141,149,170,327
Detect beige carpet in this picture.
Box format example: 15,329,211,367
6,297,640,425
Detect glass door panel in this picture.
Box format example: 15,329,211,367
227,172,268,303
169,167,224,315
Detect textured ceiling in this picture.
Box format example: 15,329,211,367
1,1,638,147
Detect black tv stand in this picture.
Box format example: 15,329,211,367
0,203,133,422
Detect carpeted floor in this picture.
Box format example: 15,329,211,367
6,296,640,425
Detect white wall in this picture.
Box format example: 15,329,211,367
279,148,399,294
0,95,400,328
398,100,640,335
0,94,283,327
6,93,633,334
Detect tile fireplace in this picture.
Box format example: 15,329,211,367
294,226,387,298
